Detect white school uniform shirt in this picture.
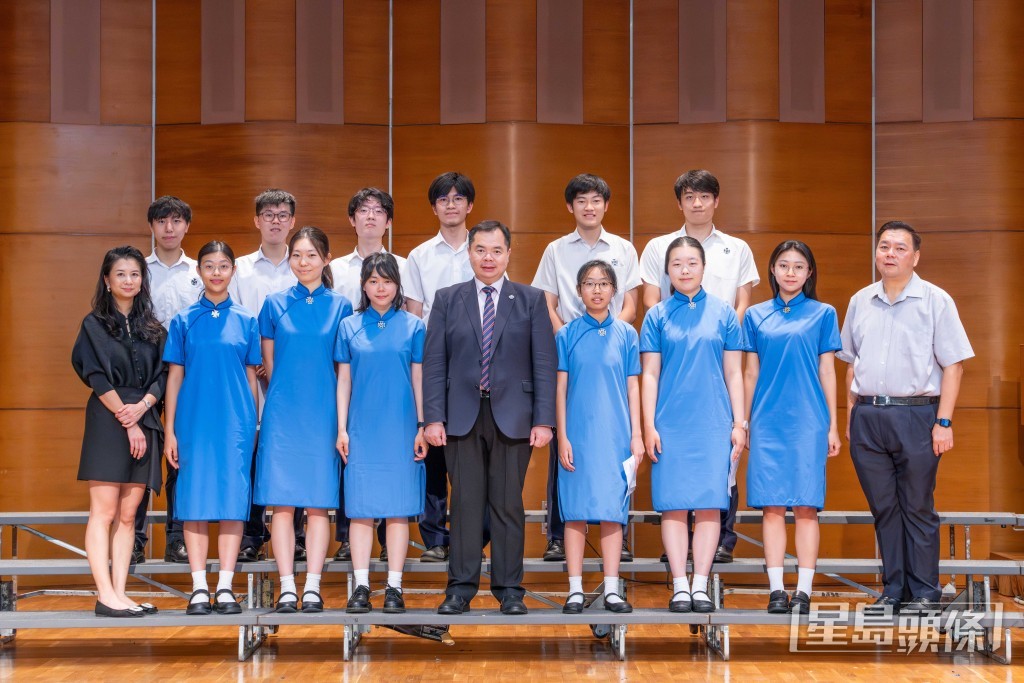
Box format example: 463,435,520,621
531,227,641,323
228,246,297,316
329,247,407,309
147,250,201,327
639,225,759,308
401,231,475,326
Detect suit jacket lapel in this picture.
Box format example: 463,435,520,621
459,282,483,347
491,280,514,348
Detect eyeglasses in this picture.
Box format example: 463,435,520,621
356,206,387,217
435,194,468,207
774,263,808,275
201,263,233,274
259,211,293,223
581,280,614,291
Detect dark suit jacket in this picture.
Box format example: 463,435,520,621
423,278,556,439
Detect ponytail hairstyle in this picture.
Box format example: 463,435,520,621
91,245,164,343
288,226,334,290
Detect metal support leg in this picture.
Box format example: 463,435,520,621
703,574,729,660
237,572,267,661
0,580,15,643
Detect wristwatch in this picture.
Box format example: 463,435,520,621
142,398,152,409
935,418,952,428
417,421,425,428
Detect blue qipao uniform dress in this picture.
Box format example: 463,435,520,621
254,283,353,509
334,307,426,519
163,296,261,521
556,314,641,525
742,292,842,509
640,288,743,511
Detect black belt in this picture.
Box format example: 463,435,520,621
478,387,491,398
857,395,939,406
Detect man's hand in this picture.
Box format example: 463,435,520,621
530,426,553,448
932,424,953,456
425,422,447,447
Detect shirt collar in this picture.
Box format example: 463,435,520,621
200,295,232,310
347,245,388,264
256,246,290,268
147,249,190,269
581,311,614,328
774,291,808,309
568,227,610,245
474,277,505,298
432,231,469,254
672,287,707,305
872,272,924,305
678,225,721,245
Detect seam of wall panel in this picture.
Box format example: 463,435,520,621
870,0,876,283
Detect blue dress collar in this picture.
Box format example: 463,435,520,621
774,291,807,310
581,311,613,328
363,306,398,324
199,295,232,310
672,287,706,305
295,282,327,297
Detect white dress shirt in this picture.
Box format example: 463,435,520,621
146,250,201,326
228,246,296,316
329,246,407,309
401,231,474,326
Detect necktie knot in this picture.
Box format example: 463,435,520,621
482,286,495,296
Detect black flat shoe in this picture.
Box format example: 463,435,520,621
301,590,324,613
185,589,212,615
420,545,449,562
864,595,901,615
346,585,371,614
136,602,159,614
604,597,633,613
691,590,716,613
214,589,242,614
767,589,790,614
95,600,144,618
562,592,586,614
333,542,351,561
274,591,299,613
789,590,811,615
237,546,262,563
437,594,470,615
500,595,528,615
383,586,406,614
669,590,692,613
714,546,733,563
901,596,939,615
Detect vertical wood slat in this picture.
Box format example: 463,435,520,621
50,0,101,124
342,0,388,124
296,0,343,124
200,0,245,124
393,0,440,125
487,0,537,122
922,0,973,122
156,0,201,125
246,0,296,122
678,0,726,124
875,0,922,122
824,0,871,124
779,0,825,123
974,0,1024,120
439,0,486,124
101,0,153,125
0,0,51,122
582,0,629,125
634,0,678,124
726,0,779,121
537,0,583,124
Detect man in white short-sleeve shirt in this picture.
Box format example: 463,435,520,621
329,187,406,307
638,169,759,563
531,173,641,563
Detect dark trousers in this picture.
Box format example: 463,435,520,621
719,484,739,551
134,460,181,549
241,431,305,551
850,402,941,602
545,432,564,541
445,397,531,601
420,444,451,548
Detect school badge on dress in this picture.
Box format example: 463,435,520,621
306,297,314,304
211,310,220,319
377,320,386,329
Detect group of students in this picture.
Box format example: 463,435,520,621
72,168,972,622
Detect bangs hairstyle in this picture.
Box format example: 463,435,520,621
564,174,611,203
197,240,236,265
348,187,395,221
255,188,296,215
673,169,720,201
427,171,476,205
575,259,618,293
147,195,192,224
664,235,706,273
767,240,819,300
289,226,334,290
91,245,164,343
357,252,405,313
877,220,921,251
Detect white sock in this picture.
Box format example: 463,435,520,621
303,573,321,596
216,570,234,602
672,576,690,595
568,575,584,603
797,567,815,595
387,571,403,590
354,569,370,588
279,574,297,602
767,566,785,593
604,576,623,603
190,570,208,603
691,574,709,596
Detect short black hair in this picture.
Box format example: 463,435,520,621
255,188,296,215
877,220,921,251
357,252,405,313
347,187,394,221
673,170,720,201
147,196,192,224
468,220,511,249
564,174,611,203
427,171,476,205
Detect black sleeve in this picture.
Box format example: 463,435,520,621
71,316,115,396
145,329,168,401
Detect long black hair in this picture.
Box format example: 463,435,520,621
767,239,819,300
91,245,164,343
357,252,405,313
289,226,334,290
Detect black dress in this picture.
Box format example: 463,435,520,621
72,312,167,491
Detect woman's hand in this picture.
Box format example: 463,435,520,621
827,426,841,458
414,428,428,462
115,401,147,428
336,430,349,464
630,434,645,465
126,425,147,460
164,432,179,469
730,426,746,462
558,439,574,472
645,427,661,463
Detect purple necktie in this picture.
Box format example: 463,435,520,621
480,286,495,391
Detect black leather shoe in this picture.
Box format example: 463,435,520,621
901,596,939,615
562,592,585,614
604,596,633,613
95,600,144,618
691,590,716,613
275,591,299,613
420,545,449,562
379,544,388,562
164,539,188,563
660,552,669,563
294,542,307,562
214,589,242,615
767,590,790,614
620,540,634,563
131,546,145,565
136,602,158,614
333,542,351,561
669,590,692,613
437,594,470,615
500,595,528,615
714,546,733,563
301,590,324,613
864,595,901,615
789,590,811,615
346,585,372,614
383,586,406,614
237,546,262,563
185,589,212,615
543,539,565,562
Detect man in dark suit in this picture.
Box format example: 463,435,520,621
424,220,557,616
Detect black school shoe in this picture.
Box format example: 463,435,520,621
185,589,212,615
382,586,406,614
214,589,242,615
346,585,372,614
767,590,790,614
789,590,811,615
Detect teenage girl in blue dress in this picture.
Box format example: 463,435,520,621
742,240,841,614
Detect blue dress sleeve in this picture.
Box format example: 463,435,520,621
334,319,352,364
625,326,641,376
162,312,187,365
410,318,426,364
245,316,262,366
722,307,743,351
818,304,843,354
639,306,662,353
555,326,570,373
339,295,354,320
740,308,757,353
258,297,277,339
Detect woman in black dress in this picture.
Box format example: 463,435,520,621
72,246,167,618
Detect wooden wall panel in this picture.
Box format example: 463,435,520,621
156,123,388,237
200,0,245,124
1,123,151,233
678,0,727,124
633,0,678,124
296,0,344,125
100,0,152,125
779,0,825,123
155,0,200,124
726,0,779,121
633,122,871,237
486,0,536,122
922,0,973,123
393,0,440,125
245,0,296,122
537,0,583,124
824,0,871,123
876,0,922,122
50,0,101,125
0,0,50,122
582,0,629,125
342,0,388,125
974,0,1024,119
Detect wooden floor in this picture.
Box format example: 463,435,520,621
0,582,1020,681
